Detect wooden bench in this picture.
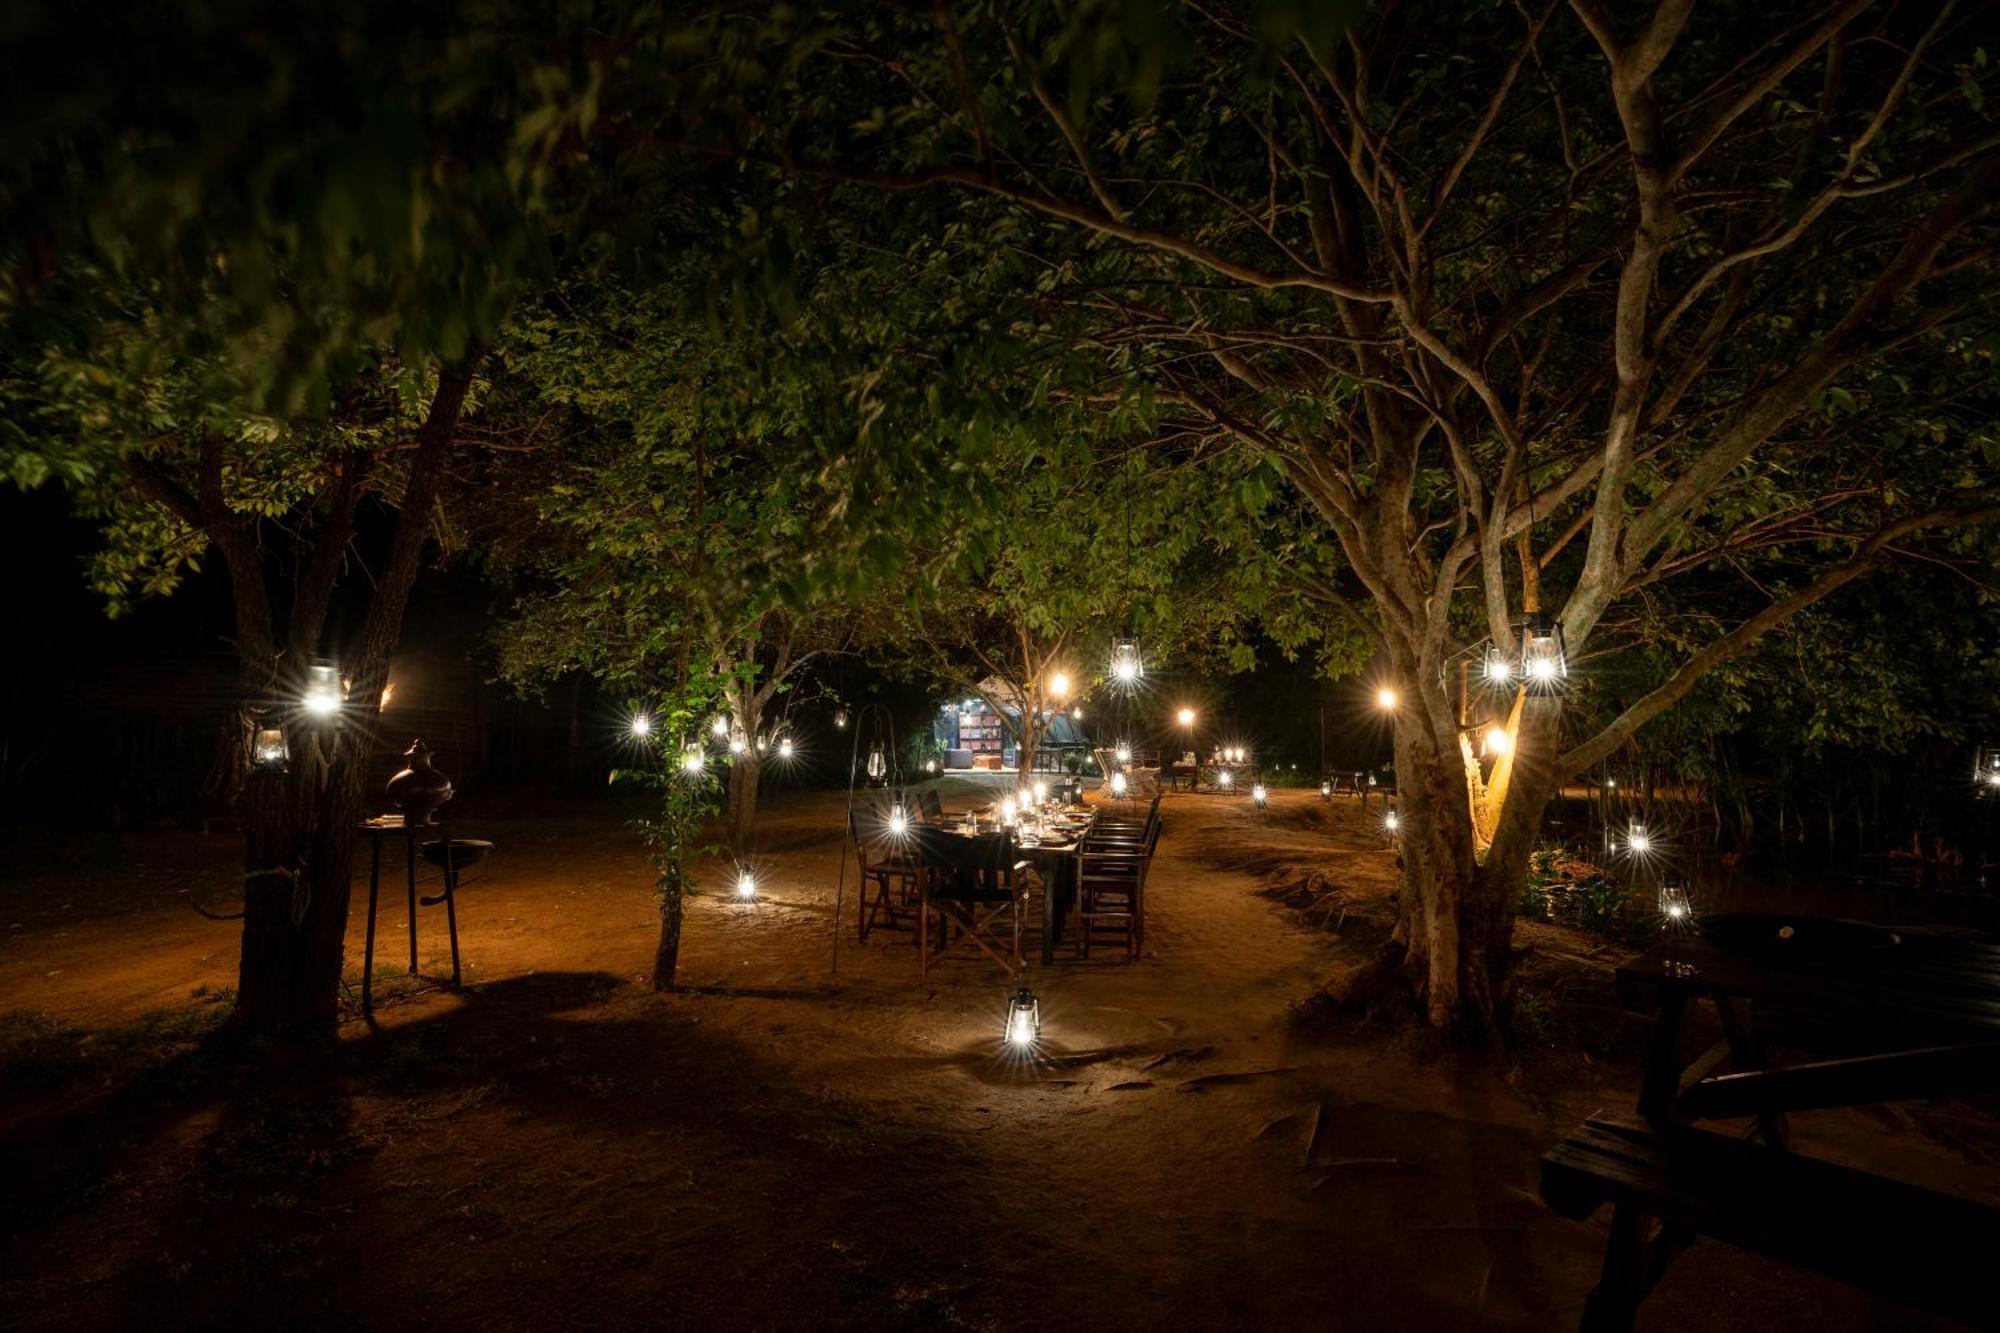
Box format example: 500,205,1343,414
1543,1107,2000,1331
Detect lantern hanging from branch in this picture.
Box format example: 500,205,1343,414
1520,612,1569,686
865,741,888,786
1111,635,1143,685
250,724,290,774
1659,878,1693,927
302,660,344,718
1977,746,2000,792
1482,644,1514,685
833,707,848,730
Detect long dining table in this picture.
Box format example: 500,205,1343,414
930,804,1097,965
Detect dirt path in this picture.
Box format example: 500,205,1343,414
0,786,1977,1330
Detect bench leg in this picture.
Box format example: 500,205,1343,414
1581,1203,1649,1333
1716,995,1791,1149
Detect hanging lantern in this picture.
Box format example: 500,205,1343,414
1482,644,1514,684
1109,771,1128,799
1115,742,1132,766
1177,706,1196,728
865,741,888,786
249,724,290,774
1111,635,1143,685
778,737,795,760
1622,820,1653,857
629,714,653,738
924,757,938,773
1520,612,1569,686
1048,671,1071,700
711,715,729,738
1071,705,1083,721
1319,779,1331,802
302,660,344,718
1251,783,1268,808
833,707,848,730
681,747,706,776
1375,686,1399,711
1977,746,2000,791
1005,987,1041,1047
735,869,757,900
755,735,768,753
1659,878,1693,926
887,805,910,838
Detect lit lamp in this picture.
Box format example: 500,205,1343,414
833,707,848,730
1384,810,1400,837
729,728,747,756
1319,779,1331,802
1115,742,1132,765
303,660,344,718
735,869,757,901
887,805,910,837
250,724,290,774
1048,671,1071,700
1623,820,1653,857
681,748,706,776
1375,686,1399,711
1483,644,1514,684
1659,878,1693,926
778,737,795,760
1071,706,1083,721
1483,725,1512,757
711,715,729,738
999,796,1017,824
1520,612,1569,686
1032,780,1048,804
1006,987,1041,1047
924,757,939,774
1977,746,2000,791
865,742,888,787
1177,707,1196,729
1217,769,1234,790
1111,636,1143,685
1109,771,1128,799
629,714,653,738
1252,783,1268,808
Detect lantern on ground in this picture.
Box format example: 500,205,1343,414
1520,612,1569,686
866,742,888,786
1383,810,1400,837
1319,779,1331,802
1252,783,1268,808
1110,771,1128,799
735,869,757,900
925,757,938,774
303,660,344,718
1483,644,1514,685
1217,769,1234,790
1006,987,1041,1047
250,724,290,774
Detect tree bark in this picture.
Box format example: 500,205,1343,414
653,883,684,991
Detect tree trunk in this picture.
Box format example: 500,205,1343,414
728,752,761,854
653,883,684,991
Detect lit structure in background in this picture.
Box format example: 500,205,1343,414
629,713,653,738
1109,771,1128,798
735,869,758,901
1375,686,1399,711
303,660,343,718
1520,612,1569,686
1111,636,1143,685
1006,987,1041,1048
250,725,290,774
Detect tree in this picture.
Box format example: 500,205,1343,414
665,0,2000,1030
0,1,613,1032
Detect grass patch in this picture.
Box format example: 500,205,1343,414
0,988,234,1097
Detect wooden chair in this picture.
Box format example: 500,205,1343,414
852,804,925,942
1073,819,1158,958
912,825,1025,977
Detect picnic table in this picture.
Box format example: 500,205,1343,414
1541,914,2000,1330
931,805,1096,965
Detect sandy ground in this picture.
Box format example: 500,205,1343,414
0,784,1990,1331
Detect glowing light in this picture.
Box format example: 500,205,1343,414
630,714,653,738
1625,822,1653,856
1111,637,1143,685
1527,656,1558,682
1006,987,1041,1048
924,758,938,773
735,870,757,901
1319,780,1331,800
1483,726,1512,756
1218,770,1234,790
999,797,1017,824
866,743,887,783
778,737,795,759
379,681,397,709
1660,880,1693,926
834,708,848,730
1048,671,1071,700
680,748,705,776
1384,811,1400,834
711,716,729,738
1032,781,1048,804
888,806,909,837
1375,687,1399,711
251,727,289,773
1483,649,1513,683
1252,783,1267,806
729,736,746,755
1115,743,1131,765
1110,771,1128,798
1071,706,1083,721
1177,707,1196,728
303,662,343,718
1113,657,1139,683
